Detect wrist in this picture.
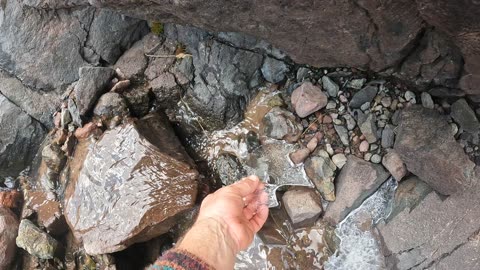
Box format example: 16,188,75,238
177,217,238,269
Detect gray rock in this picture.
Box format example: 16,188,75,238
74,67,116,116
0,70,60,128
262,107,302,143
123,86,151,117
60,108,72,129
394,106,475,195
0,207,18,270
324,155,390,225
65,113,198,254
41,143,66,174
291,82,328,118
261,57,288,83
0,94,46,178
215,154,246,186
296,67,311,82
332,153,347,169
349,85,378,108
82,9,149,65
386,176,432,222
359,113,378,143
166,25,263,130
16,219,59,260
348,78,366,90
322,76,339,97
428,87,465,98
420,92,434,109
114,34,156,80
382,150,407,181
282,187,323,228
67,98,82,127
370,154,382,164
450,98,480,134
343,114,356,130
381,124,395,148
334,125,350,146
150,73,182,108
0,1,146,90
93,92,129,121
304,155,337,201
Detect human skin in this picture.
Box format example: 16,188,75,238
176,175,269,269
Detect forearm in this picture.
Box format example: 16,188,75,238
176,218,238,269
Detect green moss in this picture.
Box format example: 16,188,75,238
150,21,163,36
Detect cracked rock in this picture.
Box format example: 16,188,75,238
74,67,116,116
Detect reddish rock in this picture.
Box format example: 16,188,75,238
289,148,311,165
0,190,22,209
291,82,328,118
74,122,98,139
65,112,198,254
359,140,369,152
25,191,68,236
0,207,18,269
382,150,407,181
322,115,332,124
306,137,318,152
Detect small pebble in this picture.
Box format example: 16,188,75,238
289,148,311,165
370,144,379,151
326,101,337,110
326,144,334,156
332,154,347,169
371,154,382,164
359,140,369,152
421,92,434,109
390,99,398,111
333,118,342,125
315,132,324,142
323,115,333,124
381,96,392,107
307,137,318,152
339,95,348,103
364,153,372,161
450,123,459,136
360,102,370,111
405,91,415,101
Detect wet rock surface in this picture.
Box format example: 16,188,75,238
282,187,323,228
324,155,390,225
65,112,198,254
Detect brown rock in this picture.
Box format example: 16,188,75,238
394,106,475,195
0,207,18,269
110,80,131,93
306,137,318,152
459,74,480,95
65,112,198,254
0,190,22,209
74,122,98,139
382,150,407,181
25,191,68,236
289,148,311,165
324,155,390,225
282,187,322,228
291,82,328,118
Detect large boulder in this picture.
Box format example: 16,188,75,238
65,112,199,254
0,0,147,91
323,155,390,225
0,94,46,178
394,106,475,195
79,0,424,72
0,207,18,269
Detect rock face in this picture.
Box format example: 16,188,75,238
165,25,263,130
74,67,116,116
323,155,390,225
0,1,147,91
379,172,480,269
0,207,18,269
65,112,199,254
16,219,59,260
394,106,475,195
0,94,46,178
71,0,424,72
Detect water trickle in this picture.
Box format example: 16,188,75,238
324,178,397,270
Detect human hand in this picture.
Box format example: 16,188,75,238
196,175,269,252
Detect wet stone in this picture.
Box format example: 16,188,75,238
262,107,303,143
261,57,288,83
322,76,339,97
65,112,199,254
305,155,336,201
386,176,432,222
215,154,246,186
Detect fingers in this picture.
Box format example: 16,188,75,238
249,204,269,233
228,175,260,197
